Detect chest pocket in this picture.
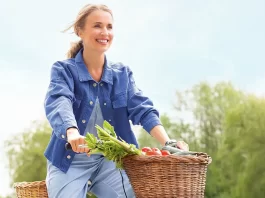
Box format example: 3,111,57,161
110,92,129,127
111,92,127,108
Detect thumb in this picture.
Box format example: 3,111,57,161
87,152,91,157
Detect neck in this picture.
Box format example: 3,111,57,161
82,47,105,82
82,47,105,70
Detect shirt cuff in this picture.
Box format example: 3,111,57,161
141,112,162,133
54,121,78,140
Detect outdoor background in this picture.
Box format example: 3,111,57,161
1,0,265,197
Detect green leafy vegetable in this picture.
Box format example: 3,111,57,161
85,120,142,169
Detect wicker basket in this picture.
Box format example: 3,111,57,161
122,152,212,198
13,153,211,198
13,180,48,198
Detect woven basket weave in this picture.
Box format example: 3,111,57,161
13,153,211,198
122,152,211,198
13,180,48,198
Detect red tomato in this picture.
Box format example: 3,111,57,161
141,147,152,152
152,148,162,155
145,148,162,156
145,151,162,156
151,148,160,152
160,150,170,156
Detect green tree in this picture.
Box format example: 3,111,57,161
171,82,245,197
5,121,98,198
217,95,265,198
137,81,256,197
5,121,51,185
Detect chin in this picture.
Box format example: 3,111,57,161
97,46,110,53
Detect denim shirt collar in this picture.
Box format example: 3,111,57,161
75,48,113,85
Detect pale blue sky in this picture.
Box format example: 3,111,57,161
0,0,264,195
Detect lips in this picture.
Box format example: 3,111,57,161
96,39,109,44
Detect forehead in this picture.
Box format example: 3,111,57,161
86,10,113,24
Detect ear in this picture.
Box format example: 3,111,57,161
77,27,83,39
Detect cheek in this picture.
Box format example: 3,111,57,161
83,30,99,41
109,33,114,41
89,31,99,40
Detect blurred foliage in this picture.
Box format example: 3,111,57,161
5,121,51,184
4,121,97,198
138,81,265,198
4,81,265,197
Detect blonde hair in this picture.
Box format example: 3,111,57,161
63,4,113,58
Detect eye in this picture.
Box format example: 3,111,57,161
108,25,113,29
94,24,101,28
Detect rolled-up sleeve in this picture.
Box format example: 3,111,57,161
126,67,162,133
44,62,78,140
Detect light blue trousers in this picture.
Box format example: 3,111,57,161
46,153,136,198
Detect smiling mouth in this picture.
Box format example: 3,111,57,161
96,39,109,44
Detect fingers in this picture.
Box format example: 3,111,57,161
70,140,77,152
68,135,89,153
77,137,85,153
84,147,90,153
66,128,79,152
176,141,189,151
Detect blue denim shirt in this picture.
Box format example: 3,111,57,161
44,48,161,173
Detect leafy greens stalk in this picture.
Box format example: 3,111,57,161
85,120,142,169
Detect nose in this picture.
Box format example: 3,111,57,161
100,27,109,36
100,31,108,36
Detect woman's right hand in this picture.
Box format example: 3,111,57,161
66,128,90,153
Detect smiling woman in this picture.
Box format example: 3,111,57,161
63,4,113,60
43,3,188,198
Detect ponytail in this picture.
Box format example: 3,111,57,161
66,40,83,59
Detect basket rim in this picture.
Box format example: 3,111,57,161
13,180,46,188
122,152,212,165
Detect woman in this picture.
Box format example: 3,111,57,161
44,4,189,198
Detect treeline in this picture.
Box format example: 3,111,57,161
3,82,265,198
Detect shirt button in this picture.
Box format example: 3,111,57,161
82,120,86,123
61,134,65,139
109,119,111,122
93,83,97,87
90,101,93,105
87,180,92,186
104,102,107,106
100,83,103,86
67,155,71,159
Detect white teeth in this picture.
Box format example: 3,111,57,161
97,39,108,43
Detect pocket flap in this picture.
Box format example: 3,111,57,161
112,93,127,108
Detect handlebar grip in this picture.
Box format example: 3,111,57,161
65,143,73,150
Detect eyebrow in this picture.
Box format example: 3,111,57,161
93,22,112,25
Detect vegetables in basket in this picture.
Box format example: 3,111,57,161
85,120,142,169
83,120,197,169
161,145,198,156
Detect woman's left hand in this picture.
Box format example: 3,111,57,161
165,140,189,151
176,140,189,151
